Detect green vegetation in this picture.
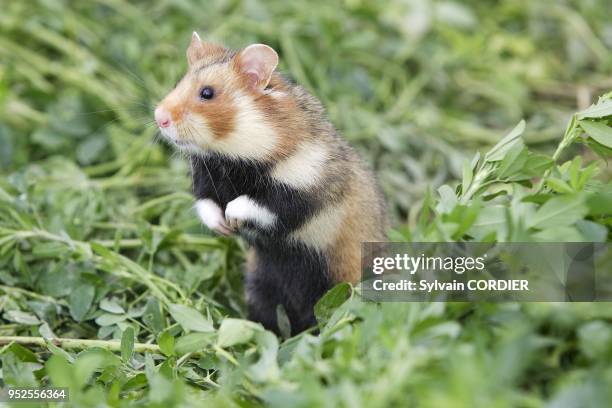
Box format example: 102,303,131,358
1,0,611,406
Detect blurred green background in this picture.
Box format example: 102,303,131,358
2,0,611,218
1,0,611,407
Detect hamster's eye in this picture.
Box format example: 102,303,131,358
199,86,214,100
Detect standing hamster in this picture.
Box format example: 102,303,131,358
155,32,388,335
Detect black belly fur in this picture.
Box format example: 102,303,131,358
190,153,332,335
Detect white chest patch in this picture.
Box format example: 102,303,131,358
289,202,346,249
271,142,328,189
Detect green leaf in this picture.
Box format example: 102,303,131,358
167,303,214,333
577,99,612,119
174,333,214,355
74,351,107,389
586,191,612,216
121,327,135,362
90,242,114,258
248,331,280,382
578,320,612,360
2,352,39,387
579,120,612,148
467,205,507,240
157,330,175,357
4,310,41,325
69,283,95,322
144,353,155,384
436,185,457,214
217,318,259,348
576,162,599,190
46,354,74,389
143,298,164,334
586,137,612,159
100,298,125,314
276,304,292,339
7,343,40,363
523,154,553,176
123,373,148,392
79,348,121,368
314,283,351,326
39,322,55,338
567,156,582,189
496,143,527,179
461,159,473,195
451,202,481,239
527,195,587,230
45,339,74,363
575,220,608,242
546,177,574,194
485,120,525,162
95,313,127,327
532,226,583,242
470,151,480,170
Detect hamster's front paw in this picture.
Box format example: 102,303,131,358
195,199,233,235
225,195,252,229
225,195,276,230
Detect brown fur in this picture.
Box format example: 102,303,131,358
327,159,389,283
192,85,237,139
240,73,305,159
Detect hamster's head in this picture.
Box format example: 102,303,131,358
154,32,280,159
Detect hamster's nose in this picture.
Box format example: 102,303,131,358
155,107,172,128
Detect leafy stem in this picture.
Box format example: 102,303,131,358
0,336,161,354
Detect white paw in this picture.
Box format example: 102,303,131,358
225,195,276,229
195,199,232,235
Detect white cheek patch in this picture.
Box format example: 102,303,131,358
271,142,328,189
225,195,276,228
214,91,279,160
160,124,178,142
186,115,215,148
195,199,225,230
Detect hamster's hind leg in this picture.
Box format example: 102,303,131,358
244,264,283,335
244,247,331,336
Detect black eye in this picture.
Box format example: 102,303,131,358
200,86,214,100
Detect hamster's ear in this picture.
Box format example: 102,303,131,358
187,31,204,66
234,44,278,91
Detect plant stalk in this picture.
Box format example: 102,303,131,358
0,336,160,354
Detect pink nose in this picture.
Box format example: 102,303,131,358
154,107,172,128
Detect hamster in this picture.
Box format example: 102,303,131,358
155,32,388,335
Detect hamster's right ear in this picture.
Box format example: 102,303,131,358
187,31,204,66
233,44,279,91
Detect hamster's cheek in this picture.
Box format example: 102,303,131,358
159,125,178,142
203,92,279,160
182,114,216,148
162,125,193,151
